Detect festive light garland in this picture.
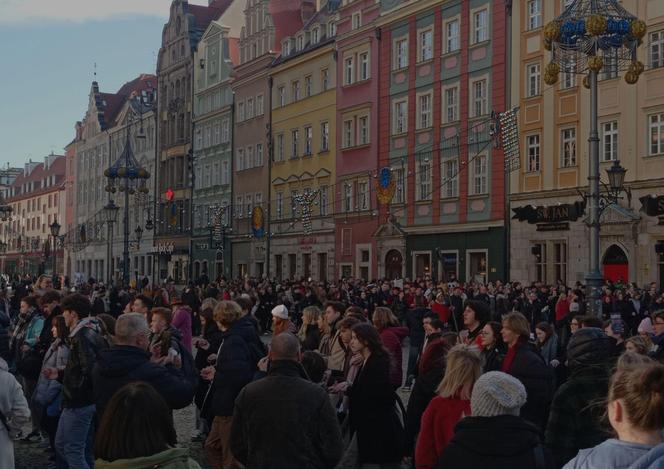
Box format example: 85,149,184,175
293,190,320,234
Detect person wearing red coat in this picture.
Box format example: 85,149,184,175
373,307,409,388
414,345,481,468
430,293,451,325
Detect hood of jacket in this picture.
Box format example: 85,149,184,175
70,316,104,338
566,439,656,469
629,442,664,469
95,345,151,379
95,447,198,469
450,415,542,458
567,327,612,374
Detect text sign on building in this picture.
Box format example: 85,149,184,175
640,195,664,217
512,201,586,224
151,243,174,255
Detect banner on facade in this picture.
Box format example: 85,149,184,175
640,195,664,217
376,167,396,204
512,201,586,224
252,206,265,239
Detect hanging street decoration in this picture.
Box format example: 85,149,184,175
293,190,320,235
169,201,178,226
497,108,521,172
212,205,227,246
376,167,396,204
251,206,265,239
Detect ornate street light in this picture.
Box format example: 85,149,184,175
49,220,61,277
606,160,627,195
135,225,143,244
104,200,120,283
544,0,645,317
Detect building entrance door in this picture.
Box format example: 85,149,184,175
602,244,628,283
385,250,403,280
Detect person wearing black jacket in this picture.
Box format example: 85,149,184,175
92,313,196,420
36,290,61,355
231,332,342,469
0,307,10,361
43,293,109,469
438,371,555,469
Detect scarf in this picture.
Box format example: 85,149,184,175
9,307,38,353
501,340,522,373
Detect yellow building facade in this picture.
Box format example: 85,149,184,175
509,0,664,288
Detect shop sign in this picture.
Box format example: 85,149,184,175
536,222,570,232
512,201,585,224
640,195,664,217
299,237,316,251
151,243,174,255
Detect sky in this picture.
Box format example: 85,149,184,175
0,0,181,167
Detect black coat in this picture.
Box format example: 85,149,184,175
348,352,405,464
230,360,343,469
405,361,444,456
301,324,321,351
92,345,196,418
438,415,555,469
0,310,10,361
405,308,426,348
505,342,554,431
482,345,505,372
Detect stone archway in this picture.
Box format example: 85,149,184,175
385,249,403,280
602,244,629,283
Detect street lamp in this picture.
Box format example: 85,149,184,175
606,160,627,195
104,200,119,284
544,0,645,317
135,226,143,245
49,220,61,279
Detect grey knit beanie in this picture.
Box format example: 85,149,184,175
470,371,527,417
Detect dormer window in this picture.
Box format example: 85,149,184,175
282,39,290,55
312,27,320,44
328,21,336,38
297,35,304,51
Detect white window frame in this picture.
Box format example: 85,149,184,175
393,99,408,135
470,77,488,118
650,31,664,69
276,192,284,219
352,11,362,30
560,127,577,167
256,143,264,166
649,113,664,156
278,86,286,106
393,167,406,204
344,56,355,85
466,249,489,284
304,126,313,156
320,185,329,216
526,63,541,97
246,145,254,169
256,94,264,115
221,118,230,142
291,80,300,102
358,180,369,210
236,148,245,171
359,116,369,145
321,121,329,151
238,101,245,121
235,196,243,218
442,158,459,198
418,28,433,62
393,37,408,70
444,17,460,53
417,158,432,201
472,7,489,44
304,75,312,97
291,129,299,159
601,121,618,162
526,134,541,172
359,51,370,81
417,92,433,130
561,57,577,89
343,119,354,148
472,154,488,195
321,68,329,91
276,133,285,162
343,182,354,213
527,0,542,30
312,27,320,44
443,84,459,123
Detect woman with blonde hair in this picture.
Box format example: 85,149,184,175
625,335,652,355
297,306,322,351
415,345,481,468
372,307,408,389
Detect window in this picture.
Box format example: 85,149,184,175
276,134,285,162
343,183,353,212
358,116,369,145
304,75,312,97
328,21,337,37
291,129,299,158
419,29,433,62
650,31,664,68
297,35,304,51
321,69,329,91
560,128,577,167
527,0,542,30
472,155,488,194
526,63,541,97
246,146,254,168
291,81,300,102
282,40,290,55
527,134,540,172
418,93,432,129
312,27,320,44
554,241,567,284
256,143,264,166
320,185,329,216
394,167,405,203
602,49,618,80
344,57,354,85
247,98,254,119
473,8,489,44
359,52,370,80
343,120,354,148
561,57,577,89
245,194,253,217
472,79,488,117
650,113,664,155
534,243,547,283
358,181,369,210
238,101,245,121
417,158,432,201
445,19,460,53
221,160,229,184
443,159,459,198
221,118,230,142
278,86,285,106
394,38,408,70
254,193,263,210
393,99,407,134
256,95,264,115
321,122,329,151
235,196,243,218
276,192,284,219
352,12,361,30
444,86,459,123
602,121,618,162
304,126,313,155
236,148,245,171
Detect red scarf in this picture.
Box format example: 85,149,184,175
501,341,521,373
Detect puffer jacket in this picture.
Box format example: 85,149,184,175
546,327,613,468
61,317,109,408
34,338,69,407
95,447,201,469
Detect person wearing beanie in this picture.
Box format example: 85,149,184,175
545,327,613,468
271,304,296,336
438,371,554,469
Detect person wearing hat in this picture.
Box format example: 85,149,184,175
438,371,555,469
271,304,296,336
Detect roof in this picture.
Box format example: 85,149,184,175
187,0,234,49
269,0,309,46
93,74,157,130
8,155,66,202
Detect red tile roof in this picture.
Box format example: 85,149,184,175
8,155,66,202
98,74,157,128
269,0,307,46
228,37,240,65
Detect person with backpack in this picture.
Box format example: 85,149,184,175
200,301,256,469
43,293,109,469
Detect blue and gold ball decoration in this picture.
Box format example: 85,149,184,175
376,167,396,205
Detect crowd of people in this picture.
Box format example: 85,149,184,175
0,272,663,468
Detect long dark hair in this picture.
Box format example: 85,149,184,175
351,323,388,357
95,382,176,461
52,315,69,340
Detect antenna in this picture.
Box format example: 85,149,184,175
94,62,97,80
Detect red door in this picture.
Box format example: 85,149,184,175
602,245,629,283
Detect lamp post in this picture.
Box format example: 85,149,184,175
104,200,119,285
544,0,645,317
104,103,150,287
0,194,12,276
49,220,61,279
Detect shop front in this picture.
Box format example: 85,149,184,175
269,233,334,282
